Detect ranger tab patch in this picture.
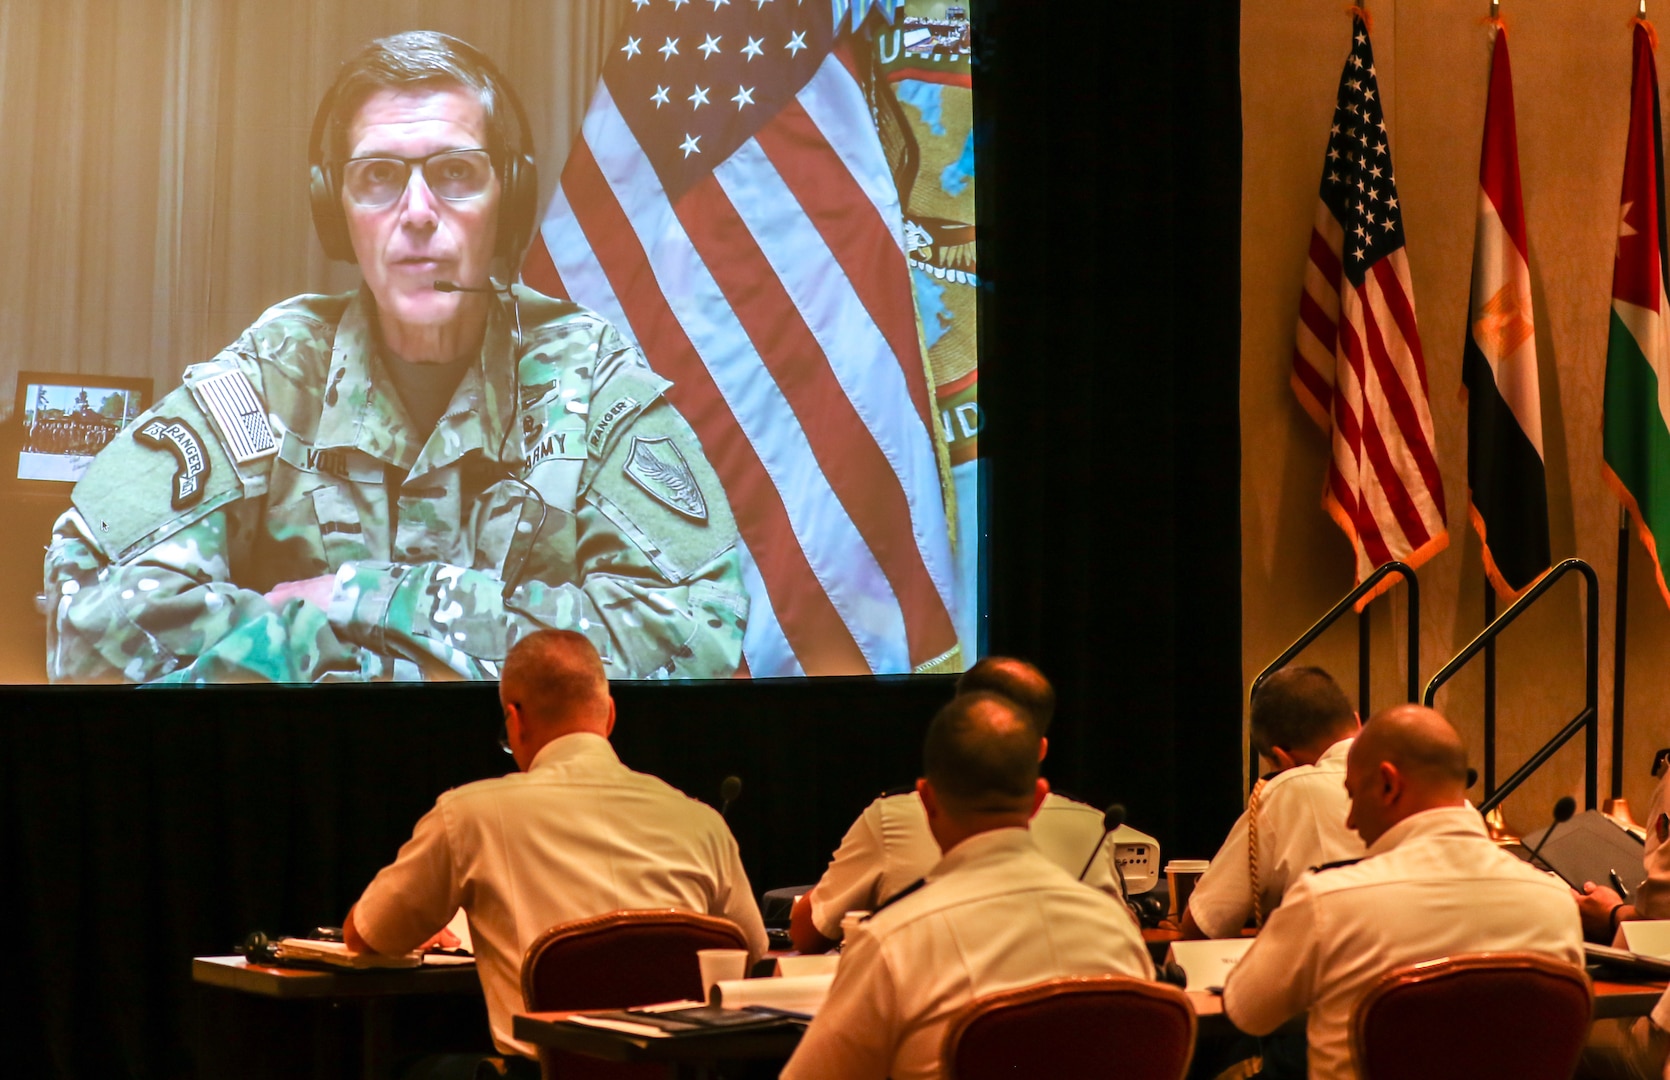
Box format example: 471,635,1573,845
194,369,278,464
135,417,211,509
624,436,707,521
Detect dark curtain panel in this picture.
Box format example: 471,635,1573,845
0,0,1243,1075
976,0,1244,853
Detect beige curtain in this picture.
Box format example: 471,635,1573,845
0,0,627,419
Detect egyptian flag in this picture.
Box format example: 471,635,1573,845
1604,18,1670,610
1461,24,1550,599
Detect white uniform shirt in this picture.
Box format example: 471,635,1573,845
808,790,1125,939
1189,737,1363,937
352,732,768,1057
782,827,1154,1080
1223,805,1584,1080
1631,772,1670,920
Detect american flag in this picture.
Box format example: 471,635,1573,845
523,0,960,676
1291,15,1448,596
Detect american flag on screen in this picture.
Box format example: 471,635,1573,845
1291,15,1448,600
523,0,960,677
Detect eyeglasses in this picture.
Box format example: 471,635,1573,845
341,148,494,209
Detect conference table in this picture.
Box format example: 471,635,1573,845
512,979,1670,1080
192,955,481,1080
194,951,1670,1079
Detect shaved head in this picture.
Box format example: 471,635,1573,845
1345,704,1469,845
1354,704,1469,789
956,657,1055,735
500,630,611,734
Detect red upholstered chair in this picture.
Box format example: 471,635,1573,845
1351,952,1592,1080
519,908,749,1080
941,975,1196,1080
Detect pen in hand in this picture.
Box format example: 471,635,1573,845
1610,868,1630,901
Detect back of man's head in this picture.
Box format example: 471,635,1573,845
500,630,611,737
923,692,1042,820
1250,665,1356,759
956,656,1055,735
1346,704,1470,844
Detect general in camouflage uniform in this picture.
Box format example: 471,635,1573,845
43,287,746,683
42,31,746,683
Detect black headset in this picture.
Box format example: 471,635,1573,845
306,35,539,266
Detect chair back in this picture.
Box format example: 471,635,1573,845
1351,951,1592,1080
942,975,1196,1080
520,908,748,1080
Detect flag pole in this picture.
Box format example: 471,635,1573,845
1613,505,1630,802
1358,609,1370,718
1483,582,1496,796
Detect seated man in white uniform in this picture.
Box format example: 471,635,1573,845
1576,753,1670,938
780,691,1154,1080
1180,665,1364,940
344,629,767,1077
1223,705,1584,1080
789,656,1151,953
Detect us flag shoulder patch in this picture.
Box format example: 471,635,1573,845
192,369,278,464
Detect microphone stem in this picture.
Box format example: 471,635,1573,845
1077,832,1109,882
1523,820,1578,889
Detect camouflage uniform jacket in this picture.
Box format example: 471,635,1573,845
44,286,747,683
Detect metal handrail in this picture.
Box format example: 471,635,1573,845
1247,561,1419,792
1421,558,1599,813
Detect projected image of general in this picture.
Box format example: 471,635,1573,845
9,1,979,684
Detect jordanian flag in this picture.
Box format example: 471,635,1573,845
1604,19,1670,610
1462,25,1550,599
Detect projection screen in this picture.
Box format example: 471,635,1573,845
0,0,981,683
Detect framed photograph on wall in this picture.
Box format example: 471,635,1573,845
12,371,153,491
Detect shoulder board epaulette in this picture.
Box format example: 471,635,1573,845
1310,858,1363,873
864,878,927,921
881,784,917,799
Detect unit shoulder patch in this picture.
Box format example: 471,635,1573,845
134,417,211,510
623,435,708,522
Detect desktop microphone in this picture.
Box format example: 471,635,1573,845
1523,796,1579,887
1078,803,1126,882
719,775,743,820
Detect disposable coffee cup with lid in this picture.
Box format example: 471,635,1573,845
1164,860,1211,917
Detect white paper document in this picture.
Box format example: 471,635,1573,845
1622,920,1670,959
710,973,836,1016
1167,938,1255,993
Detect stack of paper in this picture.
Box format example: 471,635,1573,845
273,938,422,970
